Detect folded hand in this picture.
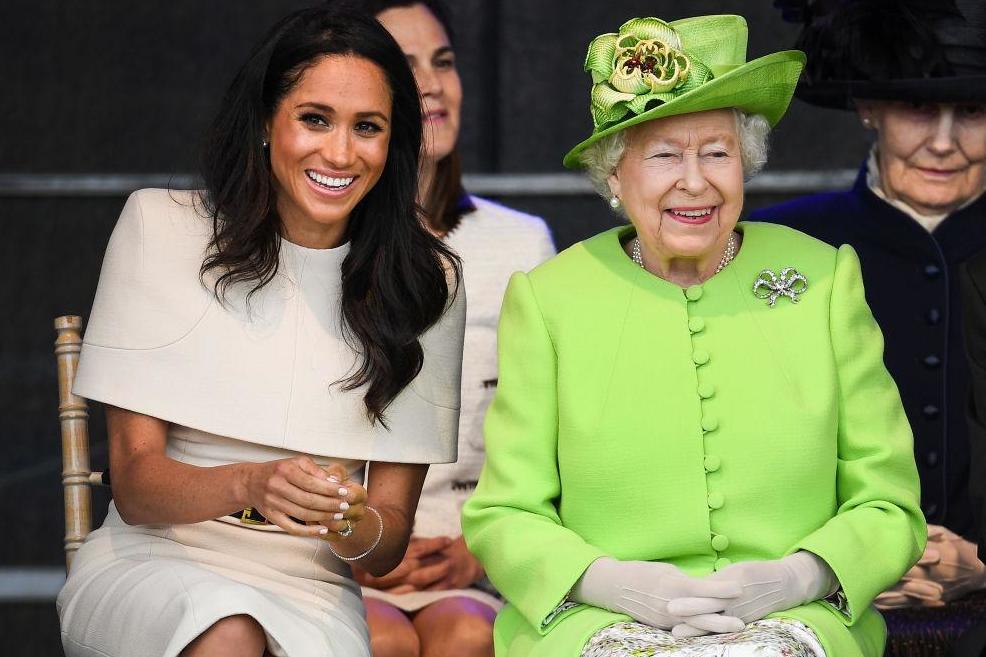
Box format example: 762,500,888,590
876,525,986,609
242,458,355,537
926,525,986,602
874,564,945,609
421,536,486,591
670,552,834,638
354,535,453,593
573,558,745,633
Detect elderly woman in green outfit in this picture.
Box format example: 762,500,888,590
462,15,925,657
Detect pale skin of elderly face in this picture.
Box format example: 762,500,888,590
608,108,745,287
858,101,986,216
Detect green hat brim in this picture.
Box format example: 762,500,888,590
562,50,806,169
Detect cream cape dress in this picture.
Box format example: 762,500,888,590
56,189,465,657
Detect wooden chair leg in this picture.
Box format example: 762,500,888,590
55,315,92,572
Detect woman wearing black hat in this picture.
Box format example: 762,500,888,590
750,0,986,618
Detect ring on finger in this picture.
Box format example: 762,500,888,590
337,520,353,538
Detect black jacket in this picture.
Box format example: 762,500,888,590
960,254,986,559
750,167,986,537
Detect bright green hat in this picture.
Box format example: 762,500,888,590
563,15,806,169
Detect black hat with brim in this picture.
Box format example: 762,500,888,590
796,76,986,109
777,0,986,109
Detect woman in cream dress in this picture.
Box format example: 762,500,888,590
57,6,464,657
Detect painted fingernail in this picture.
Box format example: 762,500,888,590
327,475,341,483
339,502,350,511
338,487,349,496
333,512,344,520
319,527,329,535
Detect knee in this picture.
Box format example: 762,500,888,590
370,620,420,657
443,611,493,657
208,615,266,644
185,615,266,654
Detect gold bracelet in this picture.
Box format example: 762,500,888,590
327,506,383,562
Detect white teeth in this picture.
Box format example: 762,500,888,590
673,208,713,217
306,171,354,189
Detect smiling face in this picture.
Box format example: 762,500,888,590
266,54,392,248
609,109,745,268
376,3,462,164
860,101,986,215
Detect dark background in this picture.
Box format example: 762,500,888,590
0,2,869,654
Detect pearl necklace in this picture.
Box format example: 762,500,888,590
632,232,738,275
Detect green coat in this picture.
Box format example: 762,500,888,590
462,222,925,657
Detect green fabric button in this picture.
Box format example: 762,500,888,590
704,455,721,472
712,534,730,551
697,382,715,398
685,285,704,301
714,557,733,571
708,491,724,509
692,350,710,365
688,317,706,333
701,416,719,432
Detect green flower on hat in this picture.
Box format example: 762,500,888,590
564,14,806,169
587,18,715,129
611,34,690,94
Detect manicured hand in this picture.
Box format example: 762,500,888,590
241,457,352,537
313,463,368,541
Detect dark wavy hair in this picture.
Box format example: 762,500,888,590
199,3,460,425
359,0,475,233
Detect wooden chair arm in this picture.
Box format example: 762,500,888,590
54,315,93,572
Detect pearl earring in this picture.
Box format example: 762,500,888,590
609,196,621,210
262,139,269,149
861,117,873,129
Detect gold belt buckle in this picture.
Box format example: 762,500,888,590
238,507,269,525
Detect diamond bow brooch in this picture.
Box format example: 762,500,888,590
753,268,808,307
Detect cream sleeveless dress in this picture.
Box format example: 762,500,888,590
57,189,465,657
58,429,369,657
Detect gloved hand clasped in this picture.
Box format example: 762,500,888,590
670,551,836,638
572,557,746,634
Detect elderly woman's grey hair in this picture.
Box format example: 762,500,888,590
580,109,771,209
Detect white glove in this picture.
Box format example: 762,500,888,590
670,552,835,638
572,557,745,633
